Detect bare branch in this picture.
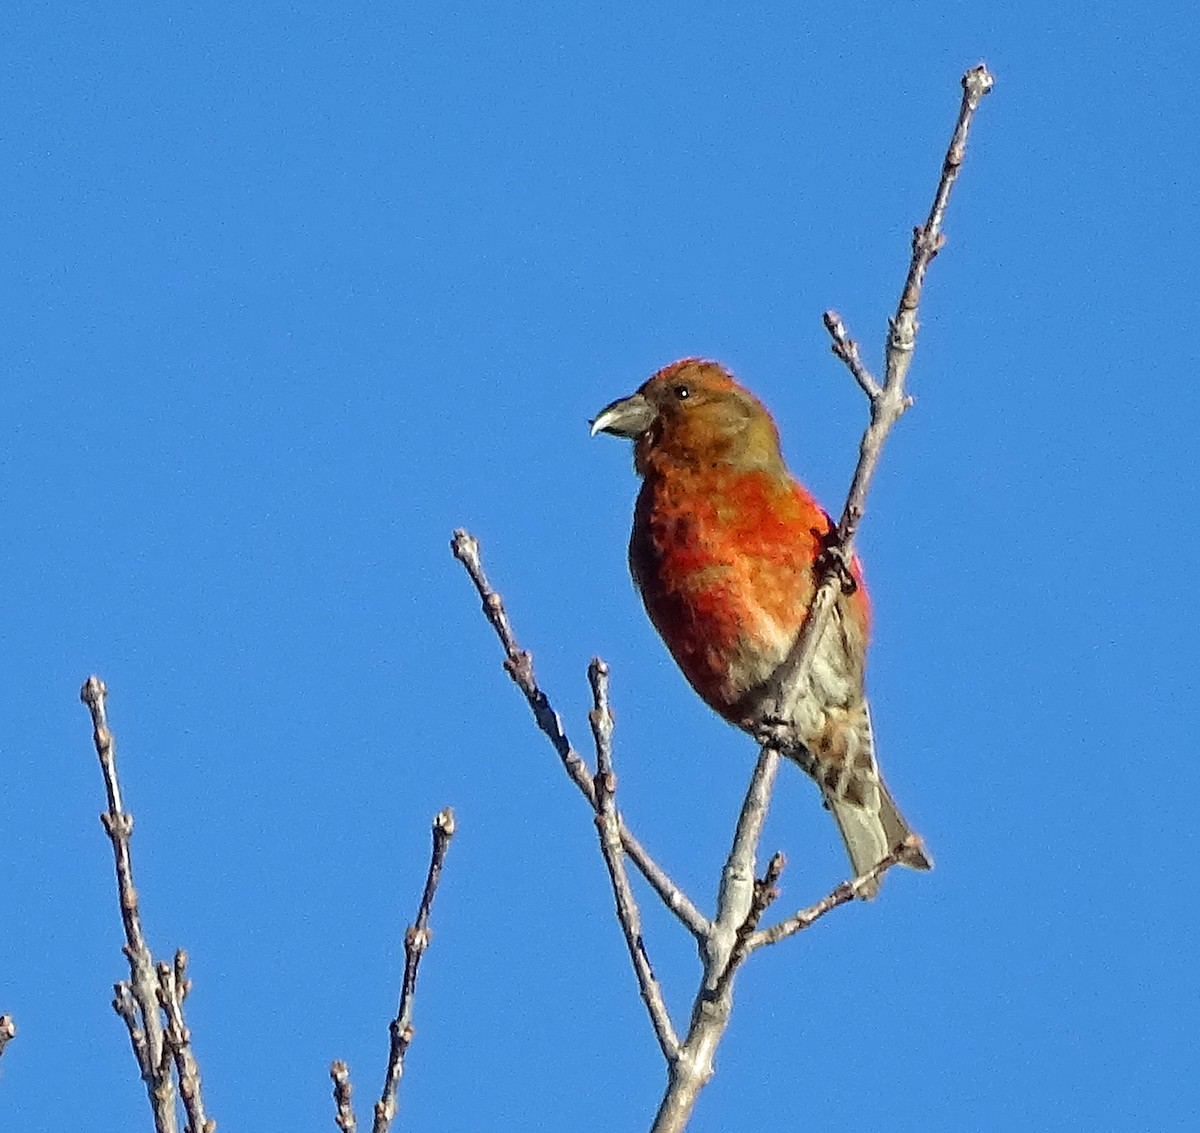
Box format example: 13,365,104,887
159,952,214,1133
588,659,680,1062
713,852,784,1000
451,529,709,941
748,836,920,950
712,747,781,946
649,745,782,1132
0,1015,14,1062
112,984,145,1065
372,807,456,1133
823,311,880,398
330,1061,358,1133
650,65,993,1132
889,64,995,393
764,63,994,732
80,676,180,1133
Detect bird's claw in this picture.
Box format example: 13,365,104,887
817,535,857,595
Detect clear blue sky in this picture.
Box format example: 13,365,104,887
3,2,1197,1130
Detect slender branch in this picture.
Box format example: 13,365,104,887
650,65,993,1132
159,952,214,1133
372,807,456,1133
823,312,880,399
765,64,994,730
0,1014,14,1062
80,676,179,1133
330,1061,358,1133
649,746,781,1133
112,984,145,1068
713,852,784,1000
712,747,781,947
588,658,680,1062
888,64,995,394
451,529,709,941
748,838,915,950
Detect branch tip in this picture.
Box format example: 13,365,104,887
80,673,107,707
371,804,457,1133
962,63,995,100
449,528,478,562
330,1060,359,1133
433,806,456,838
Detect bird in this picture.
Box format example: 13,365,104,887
591,358,931,897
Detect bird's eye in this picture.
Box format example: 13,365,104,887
673,384,690,400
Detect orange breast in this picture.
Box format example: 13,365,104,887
630,463,861,717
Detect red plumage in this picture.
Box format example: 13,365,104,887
592,358,930,896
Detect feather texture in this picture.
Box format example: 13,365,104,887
594,358,931,896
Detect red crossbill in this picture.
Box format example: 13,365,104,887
592,358,931,897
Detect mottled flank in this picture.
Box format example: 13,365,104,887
593,358,931,896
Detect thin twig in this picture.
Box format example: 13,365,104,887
588,659,680,1062
330,1061,359,1133
764,64,994,730
648,745,781,1133
372,807,456,1133
748,838,916,950
889,64,995,392
451,529,709,941
112,985,145,1066
712,747,781,949
159,952,214,1133
80,676,180,1133
0,1015,14,1062
712,852,785,1000
823,311,880,399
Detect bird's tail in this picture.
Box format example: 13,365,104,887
827,776,933,899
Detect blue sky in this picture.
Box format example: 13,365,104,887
3,2,1198,1129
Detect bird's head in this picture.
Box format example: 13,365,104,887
590,358,786,477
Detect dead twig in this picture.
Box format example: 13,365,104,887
158,952,214,1133
373,807,456,1133
331,808,456,1133
330,1061,358,1133
749,838,918,950
588,659,680,1061
81,676,212,1133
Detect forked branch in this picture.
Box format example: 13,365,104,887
451,529,708,941
80,676,214,1133
331,807,457,1133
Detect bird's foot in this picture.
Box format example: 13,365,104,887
817,533,857,595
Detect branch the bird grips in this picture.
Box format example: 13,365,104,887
592,358,931,897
